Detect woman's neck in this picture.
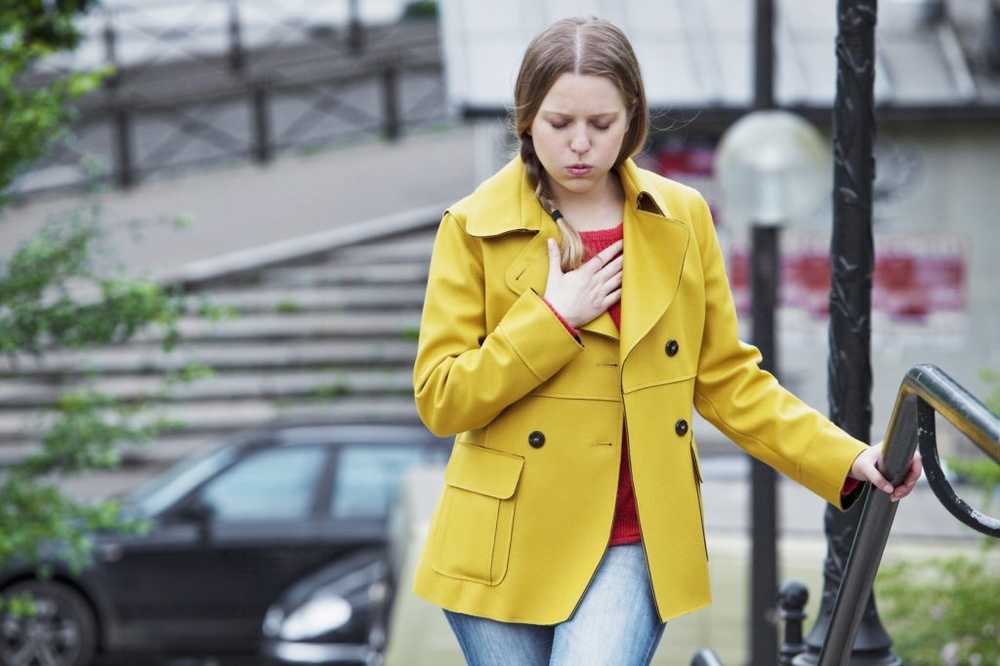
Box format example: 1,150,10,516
550,167,626,232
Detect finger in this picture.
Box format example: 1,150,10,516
602,287,622,307
594,253,623,280
892,481,915,501
600,269,623,293
547,239,563,272
591,239,623,268
865,464,895,495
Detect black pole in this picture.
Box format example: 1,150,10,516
794,1,900,664
750,225,781,666
755,0,775,109
750,1,779,665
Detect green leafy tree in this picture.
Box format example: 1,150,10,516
0,0,227,612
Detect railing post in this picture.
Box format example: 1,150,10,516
779,580,809,665
112,106,134,189
252,82,273,163
227,0,245,75
101,15,121,89
988,0,1000,72
348,0,365,54
382,63,401,142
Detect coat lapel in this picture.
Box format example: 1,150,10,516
619,200,690,366
491,155,690,361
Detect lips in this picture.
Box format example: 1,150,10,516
566,164,592,176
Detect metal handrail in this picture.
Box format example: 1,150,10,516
816,364,1000,666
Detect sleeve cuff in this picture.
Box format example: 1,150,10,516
496,287,584,380
841,477,861,496
542,297,581,340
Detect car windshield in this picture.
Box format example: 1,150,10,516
126,443,238,516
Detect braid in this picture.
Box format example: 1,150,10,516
520,138,585,271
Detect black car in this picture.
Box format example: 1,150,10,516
0,422,451,666
261,547,392,666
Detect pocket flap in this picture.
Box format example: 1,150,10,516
445,442,525,499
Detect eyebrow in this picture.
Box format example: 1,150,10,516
541,110,619,119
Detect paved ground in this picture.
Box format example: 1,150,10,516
0,120,482,282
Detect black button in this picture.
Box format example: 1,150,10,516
528,430,546,448
665,339,679,357
675,419,689,437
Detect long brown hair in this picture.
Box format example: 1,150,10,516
509,16,648,271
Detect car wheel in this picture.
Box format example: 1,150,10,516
0,580,98,666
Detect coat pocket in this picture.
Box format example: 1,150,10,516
430,441,525,585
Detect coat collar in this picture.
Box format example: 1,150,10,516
469,154,691,367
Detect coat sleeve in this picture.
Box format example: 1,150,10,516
687,192,868,511
412,211,585,437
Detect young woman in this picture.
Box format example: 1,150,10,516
409,16,922,666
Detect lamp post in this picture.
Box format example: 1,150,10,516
795,2,902,664
717,110,831,666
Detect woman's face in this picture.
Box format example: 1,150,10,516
528,72,630,201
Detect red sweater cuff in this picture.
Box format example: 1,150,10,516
542,297,580,339
841,477,861,496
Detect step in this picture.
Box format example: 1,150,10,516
0,433,220,469
332,236,435,264
182,285,428,313
0,395,420,443
0,369,414,408
261,262,429,287
125,311,423,344
0,340,419,377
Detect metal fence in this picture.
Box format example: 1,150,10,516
11,1,448,198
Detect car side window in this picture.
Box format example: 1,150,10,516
198,446,327,521
331,446,427,520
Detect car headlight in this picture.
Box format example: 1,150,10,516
263,607,285,637
279,594,353,641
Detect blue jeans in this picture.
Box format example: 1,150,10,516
442,542,667,665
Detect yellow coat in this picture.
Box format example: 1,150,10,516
410,154,868,624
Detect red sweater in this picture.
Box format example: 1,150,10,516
543,222,639,545
541,221,860,547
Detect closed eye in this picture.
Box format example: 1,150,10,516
551,122,612,131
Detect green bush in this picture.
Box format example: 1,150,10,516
876,546,999,665
402,0,437,21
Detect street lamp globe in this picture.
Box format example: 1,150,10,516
716,110,831,228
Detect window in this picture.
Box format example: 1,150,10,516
331,446,427,520
199,446,327,521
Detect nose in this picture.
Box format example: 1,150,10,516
570,125,591,154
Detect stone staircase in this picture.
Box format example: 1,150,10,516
0,207,442,483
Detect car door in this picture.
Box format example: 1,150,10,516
105,443,336,651
320,443,447,538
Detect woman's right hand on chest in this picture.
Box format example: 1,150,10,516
543,237,623,328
